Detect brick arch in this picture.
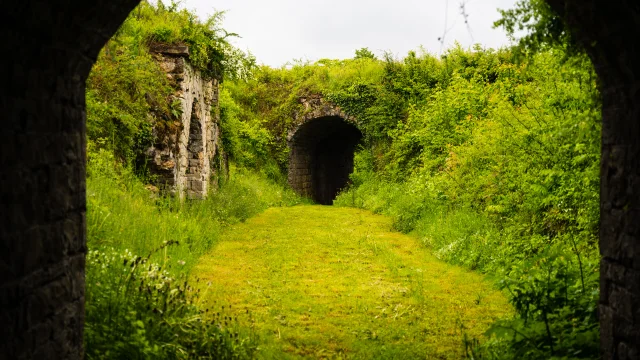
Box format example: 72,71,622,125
0,0,638,358
290,95,358,133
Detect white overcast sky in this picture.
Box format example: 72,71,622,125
171,0,519,67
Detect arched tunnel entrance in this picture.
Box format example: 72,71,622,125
288,116,362,205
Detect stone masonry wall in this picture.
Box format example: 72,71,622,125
287,95,361,203
288,142,315,198
146,43,224,199
0,1,141,358
287,95,357,198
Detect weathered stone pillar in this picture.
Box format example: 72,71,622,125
0,1,139,358
546,1,640,358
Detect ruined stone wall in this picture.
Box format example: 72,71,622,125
146,44,224,199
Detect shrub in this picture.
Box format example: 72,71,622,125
85,245,256,359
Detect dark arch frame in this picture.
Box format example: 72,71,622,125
0,0,638,358
0,1,140,357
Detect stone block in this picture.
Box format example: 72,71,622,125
191,180,204,192
160,160,175,170
149,43,190,56
186,190,204,200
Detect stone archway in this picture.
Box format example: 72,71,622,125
0,0,639,358
288,116,362,204
287,96,362,205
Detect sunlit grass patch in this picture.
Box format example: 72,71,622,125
194,205,512,359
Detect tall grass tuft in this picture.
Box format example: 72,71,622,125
85,245,256,359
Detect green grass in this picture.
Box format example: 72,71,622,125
86,149,305,271
84,151,306,357
194,205,512,359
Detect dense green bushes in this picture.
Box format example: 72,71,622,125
334,49,600,358
85,246,255,359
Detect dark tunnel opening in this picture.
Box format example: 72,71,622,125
288,116,363,205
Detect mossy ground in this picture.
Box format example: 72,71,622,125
194,205,511,359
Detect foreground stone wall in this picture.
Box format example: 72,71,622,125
0,1,141,358
146,44,224,199
546,1,640,358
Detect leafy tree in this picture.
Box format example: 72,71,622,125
494,0,577,54
354,47,377,60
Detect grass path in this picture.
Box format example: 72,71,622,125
193,205,511,359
